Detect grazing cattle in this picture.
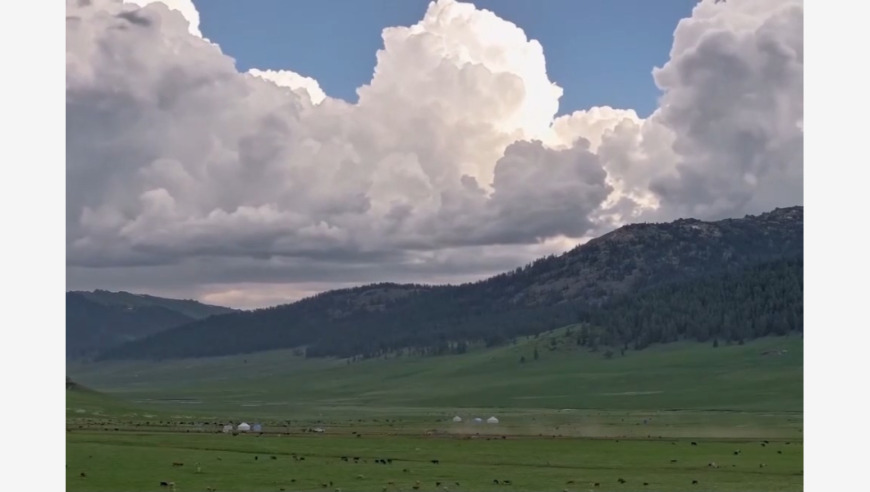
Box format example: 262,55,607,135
594,483,600,487
436,481,441,486
271,456,277,460
80,472,87,478
387,458,393,464
356,475,365,480
341,457,348,462
643,483,649,486
734,450,741,455
692,480,698,484
670,459,678,463
431,460,440,464
566,480,575,484
777,450,783,454
403,468,410,473
412,486,420,491
503,480,512,485
761,443,767,447
254,456,258,460
691,442,698,446
617,478,626,484
160,482,169,487
320,483,328,488
172,462,184,467
493,479,500,485
759,463,766,468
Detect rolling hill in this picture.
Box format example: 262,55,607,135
96,206,803,361
66,290,236,360
70,334,804,415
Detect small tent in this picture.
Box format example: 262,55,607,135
222,424,233,433
237,422,251,432
252,423,263,432
473,417,483,424
452,416,462,423
487,416,499,424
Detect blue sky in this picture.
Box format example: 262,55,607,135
198,0,699,117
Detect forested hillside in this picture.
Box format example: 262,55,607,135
97,207,803,361
576,257,803,352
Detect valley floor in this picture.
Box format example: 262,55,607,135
67,428,802,492
66,335,804,491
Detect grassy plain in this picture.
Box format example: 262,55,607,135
67,333,803,491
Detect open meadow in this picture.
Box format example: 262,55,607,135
67,334,803,491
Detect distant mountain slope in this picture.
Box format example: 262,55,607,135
73,290,237,319
98,206,803,361
66,291,236,360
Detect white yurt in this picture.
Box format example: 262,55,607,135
222,424,233,433
252,423,263,432
452,416,462,423
487,416,499,424
237,422,251,432
473,417,483,424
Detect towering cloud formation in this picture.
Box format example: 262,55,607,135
66,0,803,307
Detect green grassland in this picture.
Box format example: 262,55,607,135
67,332,803,491
68,431,802,492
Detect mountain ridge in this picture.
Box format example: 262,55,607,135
94,206,803,361
66,291,236,360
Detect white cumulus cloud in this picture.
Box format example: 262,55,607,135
65,0,803,306
248,68,327,105
123,0,201,37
